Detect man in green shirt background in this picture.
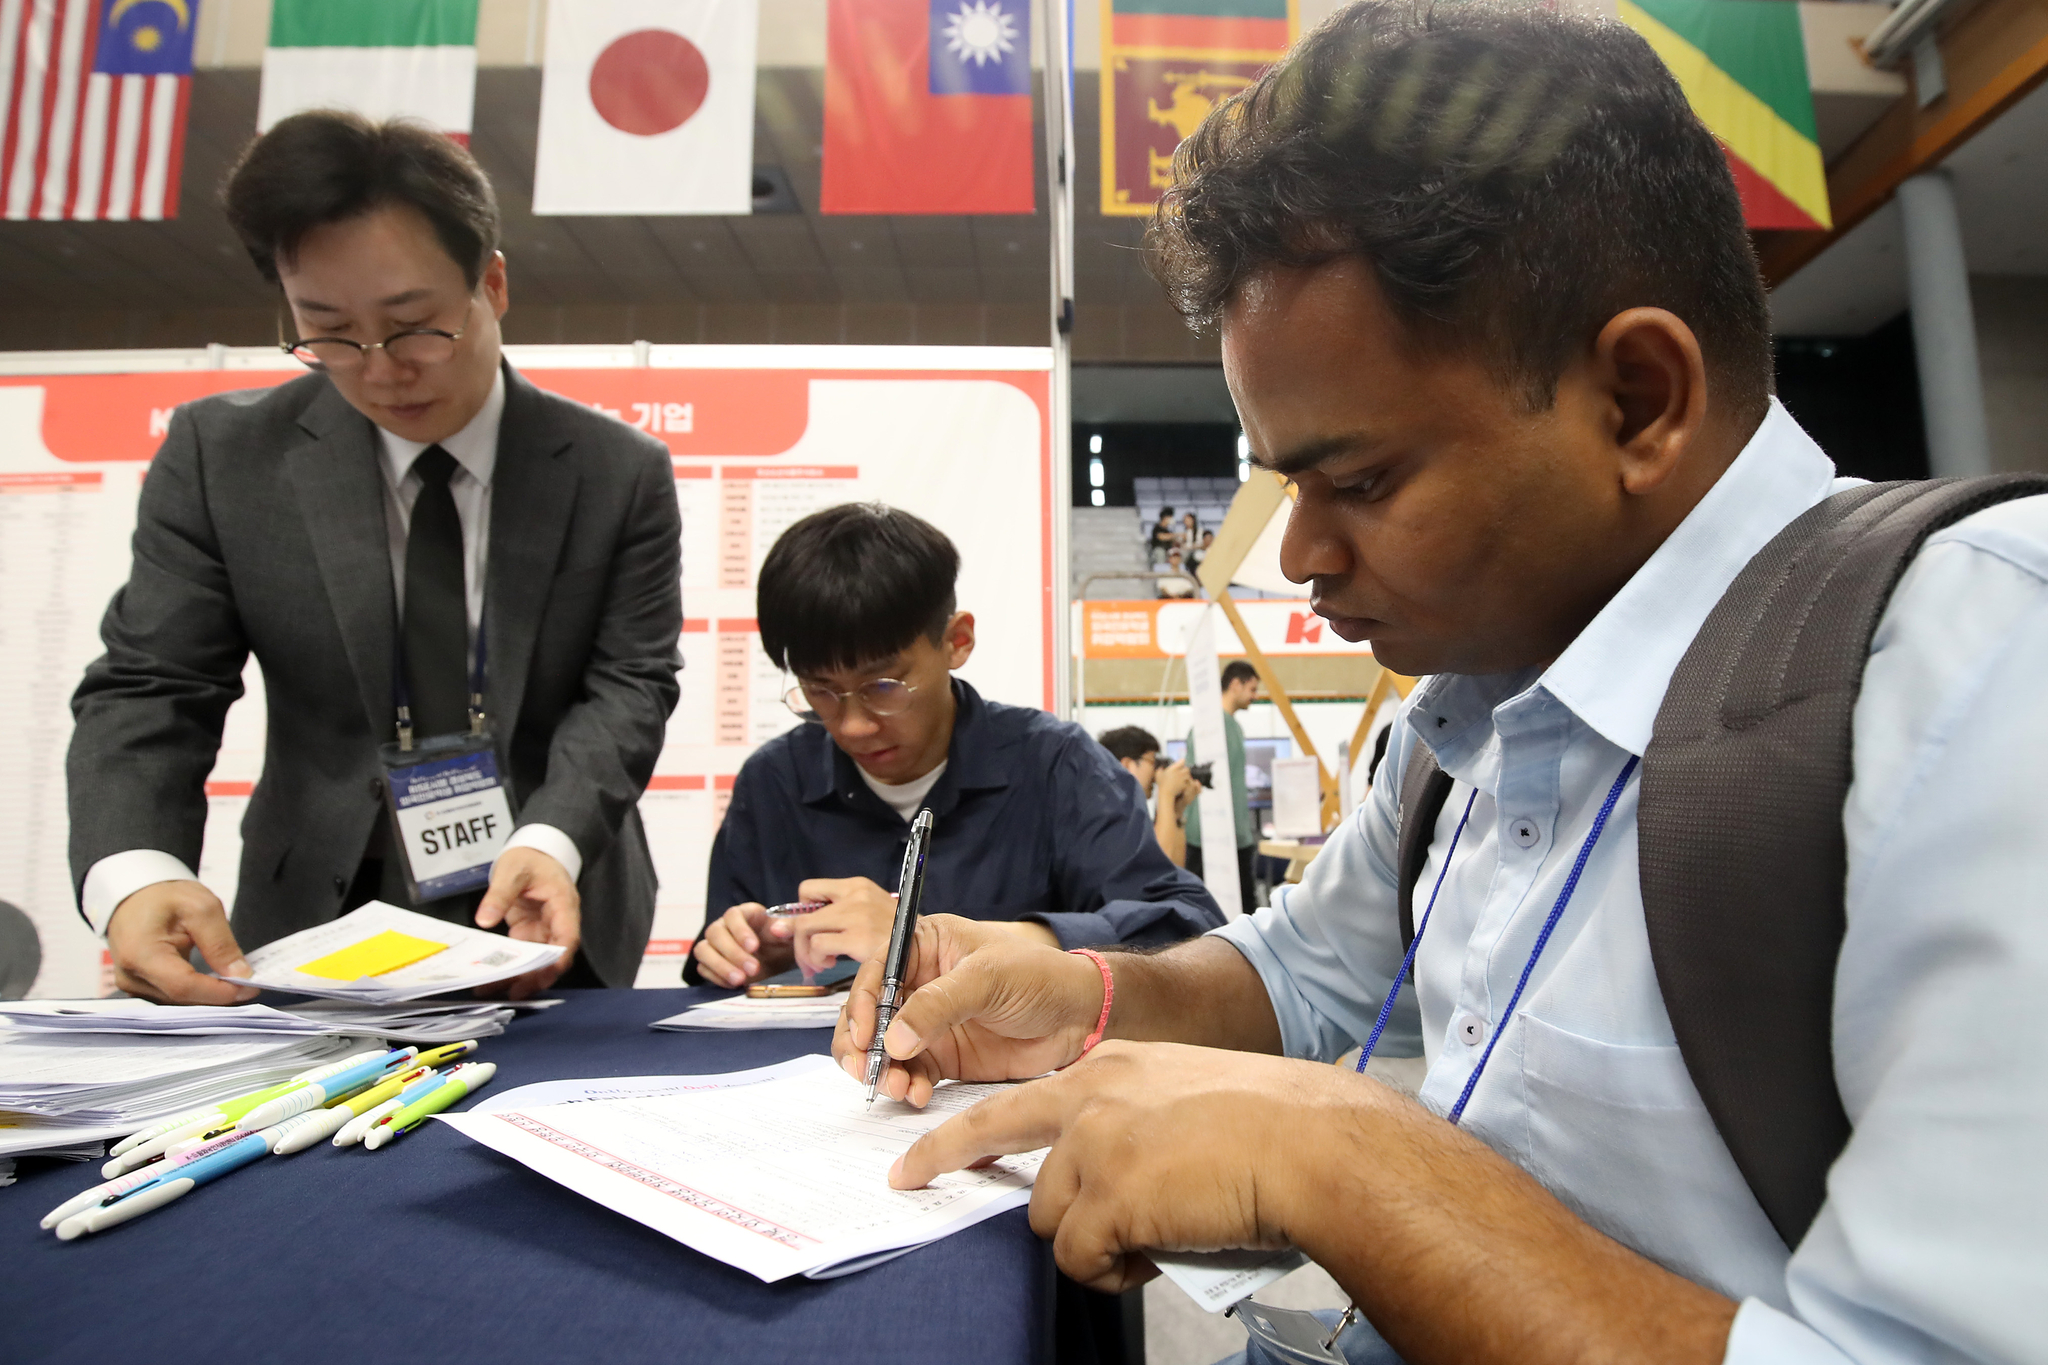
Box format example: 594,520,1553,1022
1185,659,1260,915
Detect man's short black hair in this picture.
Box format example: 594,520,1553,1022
222,111,501,288
758,503,960,676
1222,660,1259,689
1099,726,1162,763
1150,1,1772,418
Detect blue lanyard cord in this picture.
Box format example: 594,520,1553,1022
391,611,490,739
1351,756,1642,1131
1443,755,1640,1125
1355,788,1480,1075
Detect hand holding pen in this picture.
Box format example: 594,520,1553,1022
833,914,1107,1109
694,883,905,987
865,809,936,1108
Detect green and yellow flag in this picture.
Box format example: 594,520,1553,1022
1620,0,1831,229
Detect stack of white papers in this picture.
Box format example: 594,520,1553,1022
220,902,563,1002
651,995,845,1031
286,997,556,1041
0,1030,366,1160
442,1055,1043,1281
0,1000,335,1036
0,996,553,1043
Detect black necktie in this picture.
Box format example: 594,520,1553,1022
403,446,468,739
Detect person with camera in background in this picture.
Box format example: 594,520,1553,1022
1097,726,1200,867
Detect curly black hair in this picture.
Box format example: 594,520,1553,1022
1148,1,1772,417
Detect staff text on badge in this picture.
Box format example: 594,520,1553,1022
386,749,515,900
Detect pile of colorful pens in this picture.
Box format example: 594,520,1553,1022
39,1041,496,1241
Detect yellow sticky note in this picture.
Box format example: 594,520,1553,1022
297,929,448,981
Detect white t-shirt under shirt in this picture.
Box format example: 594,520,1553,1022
857,761,947,823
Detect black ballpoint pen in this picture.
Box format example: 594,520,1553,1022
866,808,935,1108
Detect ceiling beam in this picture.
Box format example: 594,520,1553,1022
1761,0,2048,286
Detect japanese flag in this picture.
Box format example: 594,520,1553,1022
533,0,758,215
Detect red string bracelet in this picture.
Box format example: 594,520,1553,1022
1068,948,1114,1059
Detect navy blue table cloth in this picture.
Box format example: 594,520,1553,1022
1,988,1051,1365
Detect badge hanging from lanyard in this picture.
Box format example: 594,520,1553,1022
1228,1302,1353,1364
377,616,515,903
1231,756,1640,1363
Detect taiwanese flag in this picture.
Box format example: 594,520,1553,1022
821,0,1035,215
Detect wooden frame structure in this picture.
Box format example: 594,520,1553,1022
1193,472,1415,829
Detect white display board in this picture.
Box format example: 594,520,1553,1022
0,345,1057,996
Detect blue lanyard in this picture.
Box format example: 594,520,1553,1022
391,611,490,749
1355,755,1641,1127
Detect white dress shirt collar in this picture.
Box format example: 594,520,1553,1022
1410,398,1841,764
376,368,505,492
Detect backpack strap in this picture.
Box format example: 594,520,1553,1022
1641,473,2048,1250
1395,742,1455,948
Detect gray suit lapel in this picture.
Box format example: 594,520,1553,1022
285,382,396,742
486,366,579,745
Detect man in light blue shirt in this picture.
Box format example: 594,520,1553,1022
830,7,2047,1364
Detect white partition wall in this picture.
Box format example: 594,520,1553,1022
0,345,1059,995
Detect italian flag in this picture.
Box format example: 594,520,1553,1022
1620,0,1832,231
257,0,478,141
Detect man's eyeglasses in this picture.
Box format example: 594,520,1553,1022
784,677,918,724
281,298,474,372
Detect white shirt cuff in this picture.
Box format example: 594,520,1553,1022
504,823,582,884
81,850,200,938
1720,1298,1856,1365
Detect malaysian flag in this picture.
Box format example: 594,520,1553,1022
1,0,196,221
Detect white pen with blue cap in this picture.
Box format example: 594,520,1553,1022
233,1046,418,1133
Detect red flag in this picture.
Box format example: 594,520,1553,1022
821,0,1034,215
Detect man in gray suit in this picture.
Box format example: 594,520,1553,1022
67,113,681,1002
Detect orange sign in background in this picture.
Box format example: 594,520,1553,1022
1083,599,1372,658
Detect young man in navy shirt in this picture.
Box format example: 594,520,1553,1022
688,503,1223,988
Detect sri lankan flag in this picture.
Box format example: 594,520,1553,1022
1620,0,1831,230
1100,0,1299,217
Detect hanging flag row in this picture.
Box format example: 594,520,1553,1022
1,0,1829,226
1,0,1040,220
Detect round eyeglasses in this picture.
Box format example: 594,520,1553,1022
282,299,474,372
784,677,918,724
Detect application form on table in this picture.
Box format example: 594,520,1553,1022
439,1054,1043,1282
221,902,562,1002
